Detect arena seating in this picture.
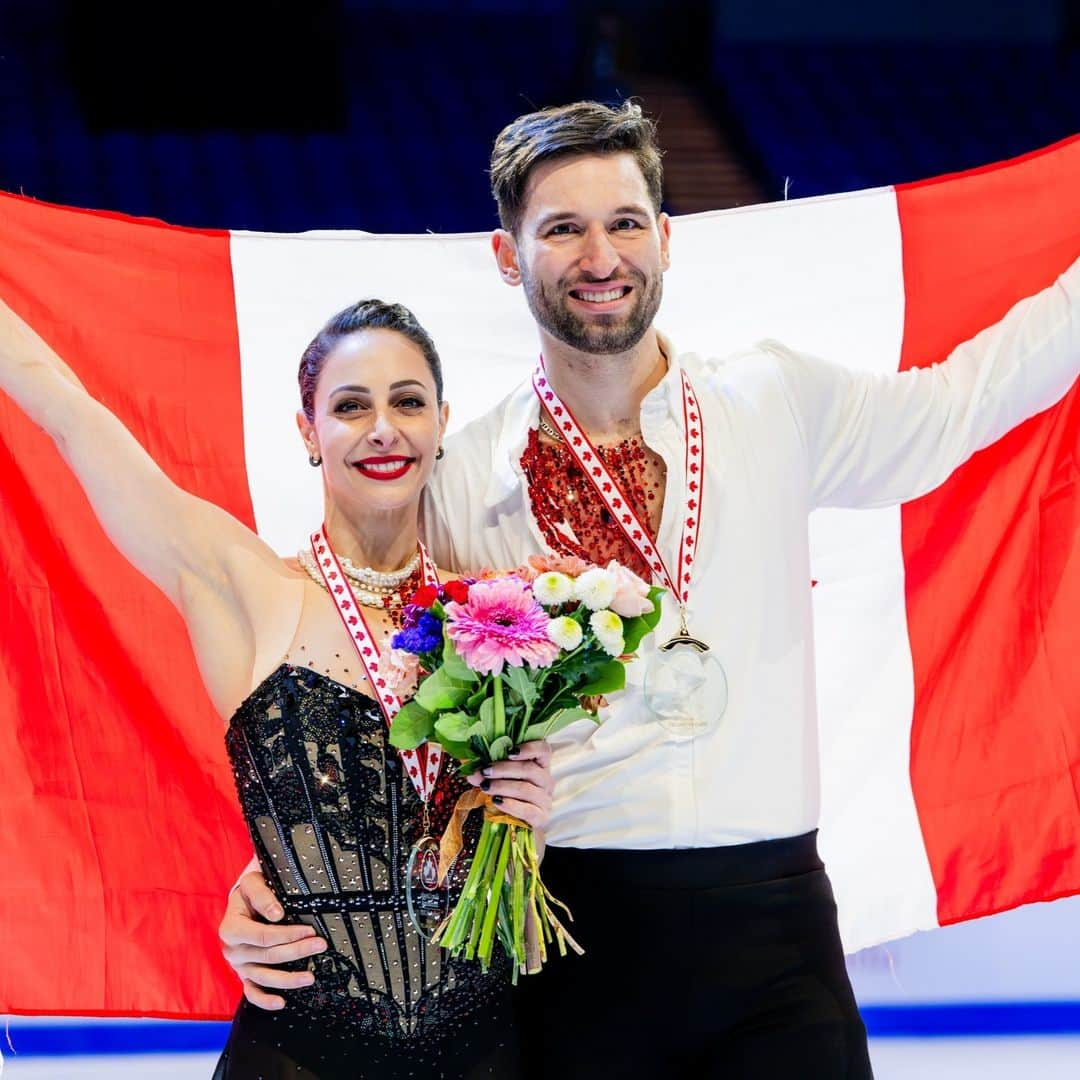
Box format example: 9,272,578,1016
1,9,583,233
3,7,1078,231
713,43,1080,200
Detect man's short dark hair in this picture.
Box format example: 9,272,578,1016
489,100,664,234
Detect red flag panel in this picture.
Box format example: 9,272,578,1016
899,136,1080,926
0,195,251,1017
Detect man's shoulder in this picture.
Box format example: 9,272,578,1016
678,340,799,397
679,339,798,373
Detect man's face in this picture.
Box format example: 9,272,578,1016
506,153,671,356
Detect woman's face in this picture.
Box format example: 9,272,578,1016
299,328,448,515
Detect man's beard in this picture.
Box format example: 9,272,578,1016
520,266,663,356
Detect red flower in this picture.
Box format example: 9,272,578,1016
410,585,439,608
441,579,470,604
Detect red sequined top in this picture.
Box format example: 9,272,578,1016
519,426,667,580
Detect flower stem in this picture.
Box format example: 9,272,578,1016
440,818,494,952
478,822,513,967
464,821,501,959
492,674,505,741
511,828,526,969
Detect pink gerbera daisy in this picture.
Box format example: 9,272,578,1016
444,577,561,676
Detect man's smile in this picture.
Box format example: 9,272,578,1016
567,283,634,312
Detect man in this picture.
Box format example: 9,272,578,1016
219,100,1080,1077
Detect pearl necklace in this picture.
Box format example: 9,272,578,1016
296,547,421,609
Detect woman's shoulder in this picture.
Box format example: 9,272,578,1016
281,554,305,576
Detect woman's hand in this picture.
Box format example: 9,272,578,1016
467,739,554,832
219,869,329,1010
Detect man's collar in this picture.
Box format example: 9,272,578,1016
483,331,682,509
644,330,684,418
485,378,541,508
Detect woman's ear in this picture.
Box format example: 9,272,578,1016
296,409,319,461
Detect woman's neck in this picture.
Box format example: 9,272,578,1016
540,327,668,440
322,501,419,572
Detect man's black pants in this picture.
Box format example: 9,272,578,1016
514,832,873,1079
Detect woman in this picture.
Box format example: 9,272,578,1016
0,296,552,1078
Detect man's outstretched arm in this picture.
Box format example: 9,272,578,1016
773,255,1080,510
219,866,328,1010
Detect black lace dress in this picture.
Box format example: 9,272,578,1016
214,665,520,1080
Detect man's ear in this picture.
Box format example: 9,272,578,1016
658,212,672,273
492,229,523,287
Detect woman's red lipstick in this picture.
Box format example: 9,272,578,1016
352,455,415,481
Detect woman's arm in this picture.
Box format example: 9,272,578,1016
0,296,294,710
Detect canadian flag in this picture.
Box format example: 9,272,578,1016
0,136,1078,1019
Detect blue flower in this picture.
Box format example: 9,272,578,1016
391,610,443,655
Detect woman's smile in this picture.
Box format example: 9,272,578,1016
351,454,416,481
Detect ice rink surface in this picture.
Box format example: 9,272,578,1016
2,1041,1080,1078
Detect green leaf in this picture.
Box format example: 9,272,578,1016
622,587,667,653
456,756,484,777
440,629,480,683
503,665,539,707
478,696,496,741
620,615,649,656
488,735,514,761
433,710,474,745
577,660,626,697
414,666,471,712
388,701,434,750
437,738,474,762
522,706,596,742
644,586,666,628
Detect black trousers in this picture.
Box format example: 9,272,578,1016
515,833,873,1080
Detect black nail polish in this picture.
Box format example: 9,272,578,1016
492,795,504,805
481,779,491,791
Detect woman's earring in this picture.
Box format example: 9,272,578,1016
435,446,445,461
308,453,322,467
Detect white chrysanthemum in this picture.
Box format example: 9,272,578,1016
574,567,617,611
547,615,584,651
533,571,574,607
589,609,625,657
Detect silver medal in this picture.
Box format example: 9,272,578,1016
643,632,727,738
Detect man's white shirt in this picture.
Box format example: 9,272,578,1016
422,259,1080,850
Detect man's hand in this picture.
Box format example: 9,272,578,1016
219,869,328,1010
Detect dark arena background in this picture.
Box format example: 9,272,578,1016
2,1,1080,1076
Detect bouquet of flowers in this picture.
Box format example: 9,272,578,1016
388,555,664,978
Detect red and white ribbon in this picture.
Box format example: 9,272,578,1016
310,525,443,803
532,361,703,607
